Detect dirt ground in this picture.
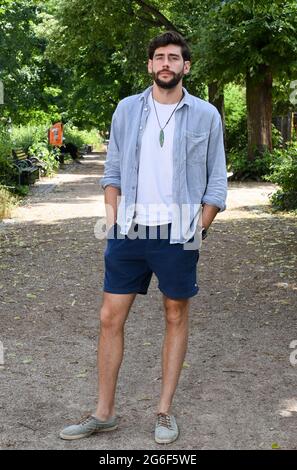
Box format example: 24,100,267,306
0,152,296,450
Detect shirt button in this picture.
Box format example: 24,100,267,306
140,126,143,130
144,107,148,111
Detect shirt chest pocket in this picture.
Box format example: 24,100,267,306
184,131,209,165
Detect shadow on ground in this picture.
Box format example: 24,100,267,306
0,207,296,449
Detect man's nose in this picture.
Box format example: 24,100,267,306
162,57,170,67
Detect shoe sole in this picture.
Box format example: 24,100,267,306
155,432,179,444
59,424,118,440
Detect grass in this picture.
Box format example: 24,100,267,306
0,185,19,220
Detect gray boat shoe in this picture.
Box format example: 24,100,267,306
154,413,179,444
59,414,118,440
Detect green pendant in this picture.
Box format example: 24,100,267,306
159,129,164,147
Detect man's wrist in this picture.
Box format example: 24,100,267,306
106,220,117,234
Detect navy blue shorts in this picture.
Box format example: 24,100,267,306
103,223,199,299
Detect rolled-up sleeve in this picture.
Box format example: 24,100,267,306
100,109,121,190
201,110,227,211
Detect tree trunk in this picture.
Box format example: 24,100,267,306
246,65,272,161
208,82,225,147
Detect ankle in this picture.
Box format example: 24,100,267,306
157,407,171,415
94,407,115,421
93,412,114,421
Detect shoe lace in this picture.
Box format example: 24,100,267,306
157,413,173,430
77,413,94,425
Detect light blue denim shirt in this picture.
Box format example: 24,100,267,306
100,85,227,244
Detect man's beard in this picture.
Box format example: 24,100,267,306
152,70,184,89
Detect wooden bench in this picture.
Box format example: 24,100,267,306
12,148,40,185
14,148,47,174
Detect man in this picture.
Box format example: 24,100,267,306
60,141,82,164
60,31,227,444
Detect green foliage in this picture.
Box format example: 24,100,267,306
228,125,284,179
0,124,12,155
1,0,297,202
0,152,15,186
13,184,30,196
27,141,59,175
11,124,48,151
228,147,275,180
41,0,197,127
191,0,297,85
8,123,101,177
272,74,297,116
265,143,297,210
188,0,297,164
0,122,59,186
224,83,247,152
0,0,72,127
63,125,102,149
0,125,14,185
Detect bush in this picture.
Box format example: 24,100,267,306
11,124,48,151
265,143,297,211
224,83,247,152
27,142,60,176
1,122,102,192
228,147,277,180
0,152,16,186
63,125,101,150
0,127,15,185
0,184,18,219
228,126,284,180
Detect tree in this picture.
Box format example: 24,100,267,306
28,0,297,172
190,0,297,163
0,0,71,124
41,0,207,128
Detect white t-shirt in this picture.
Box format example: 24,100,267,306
134,92,183,226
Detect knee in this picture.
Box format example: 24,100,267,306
164,306,188,327
100,307,123,332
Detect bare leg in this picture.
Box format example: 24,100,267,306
157,296,190,414
94,292,136,420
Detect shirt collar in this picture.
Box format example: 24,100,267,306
139,85,191,107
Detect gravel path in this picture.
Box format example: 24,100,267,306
0,153,296,450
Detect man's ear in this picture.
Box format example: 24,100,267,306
148,59,153,74
183,61,191,75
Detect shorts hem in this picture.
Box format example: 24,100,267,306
103,287,148,295
158,287,199,299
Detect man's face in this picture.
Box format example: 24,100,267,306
148,44,190,89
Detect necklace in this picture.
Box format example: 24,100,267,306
152,91,184,147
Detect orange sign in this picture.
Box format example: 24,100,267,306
48,122,63,146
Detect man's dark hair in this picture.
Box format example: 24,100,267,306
148,31,191,62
